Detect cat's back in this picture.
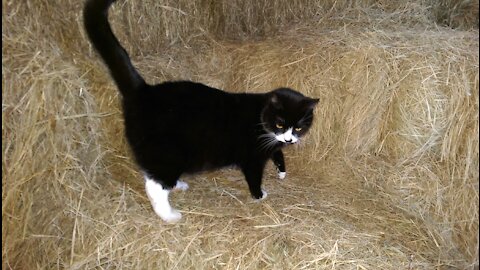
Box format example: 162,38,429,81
140,81,232,108
124,80,263,127
156,80,227,97
130,80,265,114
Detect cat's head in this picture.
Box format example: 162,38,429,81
261,88,319,144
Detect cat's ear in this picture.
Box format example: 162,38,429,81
304,98,319,110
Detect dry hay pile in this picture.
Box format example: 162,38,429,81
2,0,479,269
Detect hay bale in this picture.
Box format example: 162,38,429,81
106,0,369,53
217,23,479,264
3,0,478,269
433,0,479,29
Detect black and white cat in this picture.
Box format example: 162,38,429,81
84,0,319,223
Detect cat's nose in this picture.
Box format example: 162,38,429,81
285,138,292,143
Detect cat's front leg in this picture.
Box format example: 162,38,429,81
241,161,267,201
272,150,286,180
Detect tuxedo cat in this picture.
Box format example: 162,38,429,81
84,0,319,222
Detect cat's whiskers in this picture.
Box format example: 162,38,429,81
257,133,279,152
257,137,274,149
260,141,277,153
257,133,274,139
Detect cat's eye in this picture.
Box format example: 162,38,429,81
295,127,302,131
276,123,283,129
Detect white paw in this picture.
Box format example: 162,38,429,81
165,209,182,223
278,171,286,180
156,208,182,223
174,180,189,191
254,189,268,202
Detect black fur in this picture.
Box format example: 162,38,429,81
84,0,319,199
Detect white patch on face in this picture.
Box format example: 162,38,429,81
275,128,299,143
144,175,182,223
278,171,286,179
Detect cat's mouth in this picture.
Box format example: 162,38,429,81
276,138,298,144
275,129,299,144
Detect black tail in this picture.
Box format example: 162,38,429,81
84,0,146,97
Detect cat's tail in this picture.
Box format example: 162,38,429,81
84,0,146,98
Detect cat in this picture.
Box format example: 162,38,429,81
84,0,319,223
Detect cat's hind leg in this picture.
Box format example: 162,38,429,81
272,150,286,180
144,174,182,223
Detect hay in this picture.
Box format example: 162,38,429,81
433,0,479,29
3,0,478,269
